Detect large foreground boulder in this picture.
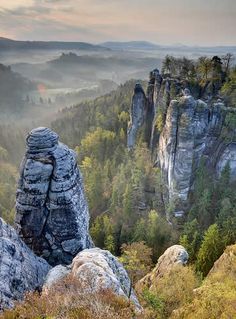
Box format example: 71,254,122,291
0,218,51,310
44,247,141,310
15,127,93,266
136,245,188,291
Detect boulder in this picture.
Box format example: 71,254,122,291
44,247,141,310
0,218,51,310
136,245,188,291
15,127,93,266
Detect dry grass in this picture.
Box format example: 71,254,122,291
0,275,139,319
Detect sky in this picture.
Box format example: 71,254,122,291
0,0,235,46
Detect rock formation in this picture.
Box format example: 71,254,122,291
43,247,141,310
15,127,93,266
135,245,188,292
158,92,225,210
127,69,236,215
172,245,236,318
127,70,163,149
0,218,51,310
127,83,147,149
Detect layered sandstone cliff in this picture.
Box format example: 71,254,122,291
15,127,93,266
127,70,236,214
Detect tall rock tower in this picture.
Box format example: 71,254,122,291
15,127,93,266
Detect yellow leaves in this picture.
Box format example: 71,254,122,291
118,111,129,123
81,156,93,169
120,241,153,284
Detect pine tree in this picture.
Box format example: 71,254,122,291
196,224,224,276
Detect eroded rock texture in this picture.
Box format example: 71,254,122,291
15,127,93,266
43,248,141,310
127,83,147,149
0,218,51,310
135,245,188,292
158,91,225,209
127,70,163,149
128,69,236,214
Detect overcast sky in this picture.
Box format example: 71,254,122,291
0,0,235,46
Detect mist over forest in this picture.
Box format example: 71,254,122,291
1,35,236,318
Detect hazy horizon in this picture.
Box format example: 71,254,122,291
0,0,235,47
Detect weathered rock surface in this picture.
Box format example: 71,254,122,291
127,83,147,149
208,244,236,278
127,70,163,149
0,218,51,310
44,247,141,309
128,69,236,214
158,92,225,209
216,143,236,180
15,127,93,266
136,245,188,291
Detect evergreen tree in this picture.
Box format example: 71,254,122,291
196,224,224,276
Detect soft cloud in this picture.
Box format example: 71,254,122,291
0,0,235,45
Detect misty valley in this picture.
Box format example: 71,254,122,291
0,35,236,319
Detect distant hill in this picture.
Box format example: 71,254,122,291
100,41,236,55
0,37,108,51
0,63,35,114
100,41,160,51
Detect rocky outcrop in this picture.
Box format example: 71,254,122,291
158,91,225,209
127,70,163,149
0,218,51,310
127,69,236,214
208,244,236,278
172,245,236,318
127,83,147,149
43,247,141,310
15,127,93,266
136,245,188,292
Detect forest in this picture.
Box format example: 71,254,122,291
0,54,236,318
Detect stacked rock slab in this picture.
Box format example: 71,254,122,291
15,127,93,266
43,247,141,310
0,218,51,310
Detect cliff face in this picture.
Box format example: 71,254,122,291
158,93,225,210
15,127,93,266
127,70,162,149
128,70,236,215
